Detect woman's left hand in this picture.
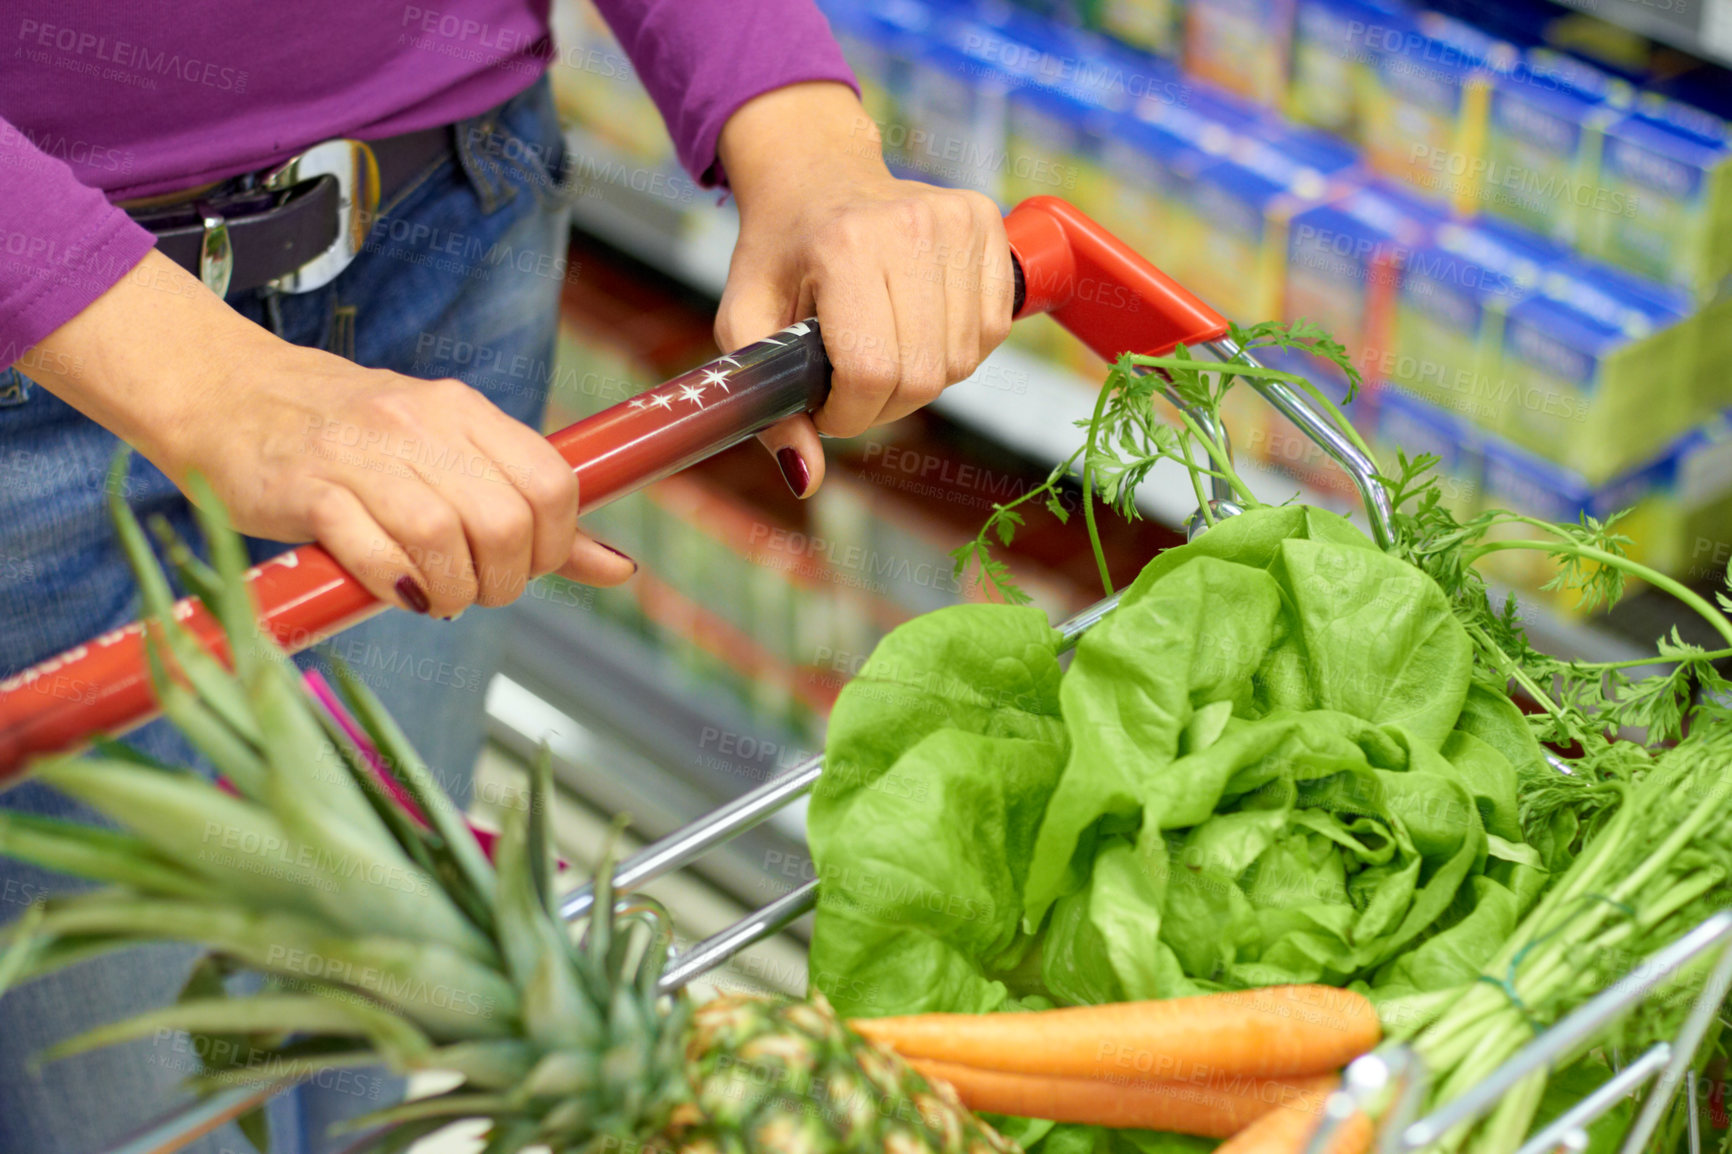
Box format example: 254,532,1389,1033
714,82,1016,498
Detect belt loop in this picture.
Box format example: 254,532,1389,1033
454,112,510,213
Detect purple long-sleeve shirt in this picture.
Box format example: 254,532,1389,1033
0,1,855,363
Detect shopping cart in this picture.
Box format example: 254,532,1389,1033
0,197,1726,1154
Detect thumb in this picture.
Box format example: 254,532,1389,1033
714,271,795,352
717,267,826,499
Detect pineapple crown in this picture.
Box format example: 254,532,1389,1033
0,455,692,1154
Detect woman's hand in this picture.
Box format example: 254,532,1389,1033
27,250,634,617
715,82,1016,497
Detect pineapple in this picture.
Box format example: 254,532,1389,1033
0,462,1017,1154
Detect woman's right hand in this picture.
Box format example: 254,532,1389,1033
26,250,634,617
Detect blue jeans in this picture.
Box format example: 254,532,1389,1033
0,76,571,1154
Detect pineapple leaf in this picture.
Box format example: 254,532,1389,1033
247,656,391,840
40,992,434,1069
307,707,448,896
149,513,223,607
334,1091,519,1134
495,796,595,1050
107,481,264,754
0,809,210,900
262,767,495,966
21,894,521,1042
478,1116,539,1154
106,451,179,620
183,469,267,685
514,1049,596,1101
404,1040,538,1091
526,746,555,917
91,735,175,771
30,757,331,919
152,676,270,799
0,902,45,998
489,801,545,991
185,1045,391,1092
0,931,138,990
333,664,497,919
522,948,594,1053
176,953,259,1097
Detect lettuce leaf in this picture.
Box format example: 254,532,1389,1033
807,604,1068,1018
808,508,1551,1141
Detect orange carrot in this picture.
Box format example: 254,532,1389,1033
853,986,1379,1081
907,1059,1337,1137
1215,1082,1373,1154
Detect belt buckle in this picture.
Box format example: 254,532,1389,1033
258,139,381,294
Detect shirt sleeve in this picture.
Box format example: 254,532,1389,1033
0,116,156,364
589,0,860,188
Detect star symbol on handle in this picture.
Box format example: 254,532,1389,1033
677,383,707,406
649,393,675,410
699,367,732,392
716,355,742,369
629,397,650,410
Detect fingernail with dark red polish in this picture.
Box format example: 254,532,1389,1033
599,542,637,572
776,447,810,497
395,575,431,614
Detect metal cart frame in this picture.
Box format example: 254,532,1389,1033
0,197,1722,1154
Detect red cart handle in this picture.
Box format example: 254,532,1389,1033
0,198,1227,778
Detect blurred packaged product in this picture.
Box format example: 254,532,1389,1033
1582,100,1732,294
1373,385,1482,519
817,0,934,166
1387,214,1559,425
547,0,667,167
1359,11,1518,213
1668,415,1732,585
1094,84,1220,288
1284,180,1446,383
1187,120,1358,318
1183,0,1297,107
1002,67,1122,219
1494,256,1694,482
1078,0,1185,57
1476,418,1732,606
1481,50,1632,245
1286,0,1408,139
1111,80,1262,290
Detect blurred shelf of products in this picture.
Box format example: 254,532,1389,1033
509,0,1732,801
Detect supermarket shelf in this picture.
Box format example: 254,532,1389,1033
489,593,814,918
563,125,735,299
1552,0,1732,69
557,131,1652,665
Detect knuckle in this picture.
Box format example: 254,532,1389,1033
520,462,576,513
935,190,978,229
303,485,349,535
907,364,947,401
946,351,976,386
817,212,864,252
471,502,532,556
894,197,935,237
402,502,461,546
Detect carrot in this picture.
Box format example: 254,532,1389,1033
1215,1082,1373,1154
853,986,1379,1081
907,1059,1337,1136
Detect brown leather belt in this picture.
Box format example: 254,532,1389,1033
127,125,453,298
